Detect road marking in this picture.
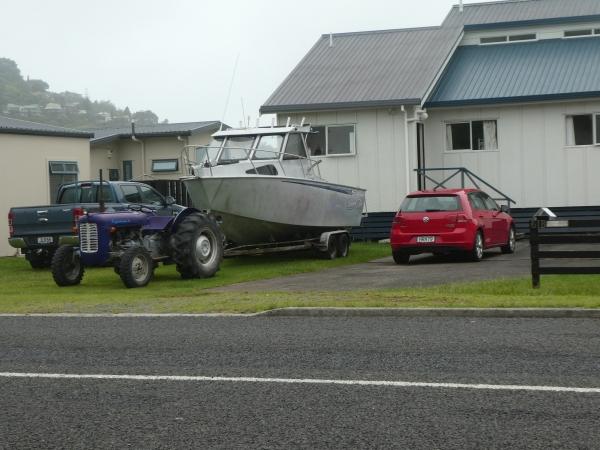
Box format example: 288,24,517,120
0,372,598,393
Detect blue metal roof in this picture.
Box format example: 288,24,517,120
426,38,600,107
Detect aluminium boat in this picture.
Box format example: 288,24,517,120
180,125,366,246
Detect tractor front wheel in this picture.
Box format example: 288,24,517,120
119,246,154,288
51,245,84,286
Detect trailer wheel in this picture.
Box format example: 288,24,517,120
119,246,154,288
336,233,350,258
51,245,84,286
320,236,338,260
171,213,223,279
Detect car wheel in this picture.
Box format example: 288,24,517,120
469,231,484,262
51,245,84,286
119,246,154,288
171,213,223,278
336,233,350,258
392,250,410,264
501,226,516,254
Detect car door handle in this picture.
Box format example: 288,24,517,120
38,218,49,223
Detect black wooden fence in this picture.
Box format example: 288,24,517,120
530,216,600,288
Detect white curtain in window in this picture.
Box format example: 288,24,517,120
566,116,576,146
483,121,498,150
445,125,453,150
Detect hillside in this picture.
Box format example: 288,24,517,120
0,58,165,129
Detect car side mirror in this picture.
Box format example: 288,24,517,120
165,196,176,206
500,205,509,213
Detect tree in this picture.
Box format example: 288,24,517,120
132,110,159,126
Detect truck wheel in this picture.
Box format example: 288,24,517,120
51,245,84,286
26,250,54,269
336,233,350,258
171,213,223,279
119,247,154,288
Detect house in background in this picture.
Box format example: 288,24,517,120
0,116,92,256
89,121,223,182
261,0,600,214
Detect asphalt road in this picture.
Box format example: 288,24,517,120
1,316,599,449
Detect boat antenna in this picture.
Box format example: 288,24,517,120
241,97,247,127
221,53,240,126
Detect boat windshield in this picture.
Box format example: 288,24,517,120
253,135,283,160
196,138,223,164
219,136,255,164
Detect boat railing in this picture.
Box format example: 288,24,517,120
182,145,323,179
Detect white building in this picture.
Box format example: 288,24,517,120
260,0,600,214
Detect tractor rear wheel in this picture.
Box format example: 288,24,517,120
119,246,154,288
51,245,84,286
171,213,223,279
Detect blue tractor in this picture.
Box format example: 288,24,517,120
51,206,223,288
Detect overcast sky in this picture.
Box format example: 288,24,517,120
1,0,499,126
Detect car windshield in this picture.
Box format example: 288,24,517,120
400,195,461,212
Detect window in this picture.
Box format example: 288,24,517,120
108,169,119,181
446,120,498,151
196,138,223,164
564,29,594,38
468,193,487,210
151,159,179,172
123,161,133,181
480,34,536,45
139,185,165,206
121,185,142,203
306,125,356,156
508,34,536,42
49,161,78,202
254,135,283,160
480,36,507,44
283,133,307,160
566,114,599,146
57,184,116,204
400,195,461,212
480,193,499,211
219,136,254,163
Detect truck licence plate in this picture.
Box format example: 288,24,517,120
416,236,435,243
37,236,53,244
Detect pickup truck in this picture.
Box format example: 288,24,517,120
8,181,183,268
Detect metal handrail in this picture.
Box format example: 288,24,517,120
414,167,516,210
182,145,322,180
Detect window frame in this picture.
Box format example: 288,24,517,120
444,119,499,153
307,124,357,157
480,33,537,45
565,113,600,147
151,158,179,173
49,161,79,203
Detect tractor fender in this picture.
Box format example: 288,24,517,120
170,208,205,232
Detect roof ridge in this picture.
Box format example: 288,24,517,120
322,26,443,38
0,115,85,133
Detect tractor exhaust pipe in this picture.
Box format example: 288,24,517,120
98,169,106,213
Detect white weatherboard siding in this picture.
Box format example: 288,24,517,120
425,100,600,208
279,109,417,213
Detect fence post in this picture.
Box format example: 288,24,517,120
530,218,540,288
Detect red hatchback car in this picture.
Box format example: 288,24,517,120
390,189,515,264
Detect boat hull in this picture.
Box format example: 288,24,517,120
182,176,365,245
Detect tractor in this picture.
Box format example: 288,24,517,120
51,205,223,288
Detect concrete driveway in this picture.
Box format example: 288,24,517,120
214,242,533,292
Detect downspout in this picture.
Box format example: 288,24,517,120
131,121,145,179
401,106,411,195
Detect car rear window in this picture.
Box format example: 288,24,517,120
400,195,461,212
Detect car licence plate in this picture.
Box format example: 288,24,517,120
37,236,53,244
416,236,435,243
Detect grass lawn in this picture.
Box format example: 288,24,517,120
1,243,599,313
